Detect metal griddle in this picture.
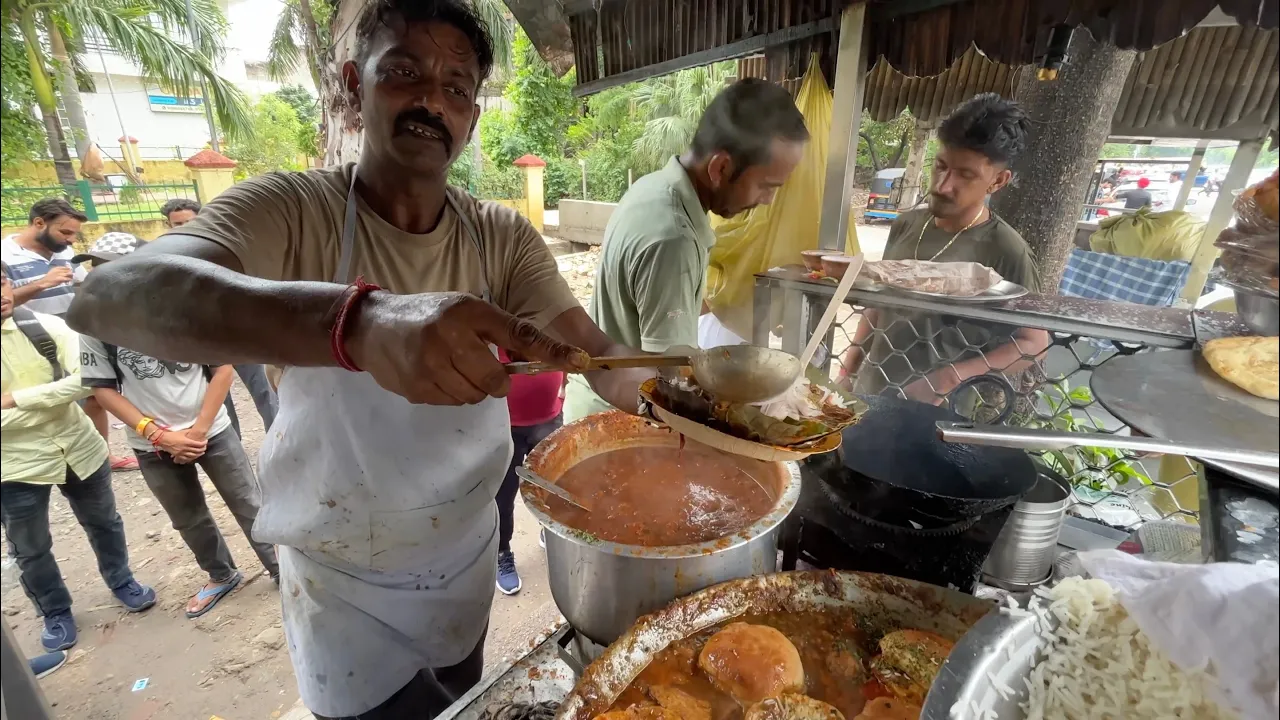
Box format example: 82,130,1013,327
1090,350,1279,493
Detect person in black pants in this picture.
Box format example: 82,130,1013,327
494,349,565,595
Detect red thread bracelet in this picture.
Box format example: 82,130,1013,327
331,276,382,372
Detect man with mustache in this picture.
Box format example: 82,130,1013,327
68,1,653,717
563,78,810,420
2,199,139,472
837,94,1050,405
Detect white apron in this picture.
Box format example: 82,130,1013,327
255,175,512,717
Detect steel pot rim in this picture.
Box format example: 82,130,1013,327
521,461,802,561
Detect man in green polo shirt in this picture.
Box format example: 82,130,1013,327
563,78,808,421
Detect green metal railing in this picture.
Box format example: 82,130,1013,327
0,180,199,225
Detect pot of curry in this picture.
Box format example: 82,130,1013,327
557,570,994,720
521,412,802,646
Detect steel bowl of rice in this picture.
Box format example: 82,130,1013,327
923,577,1239,719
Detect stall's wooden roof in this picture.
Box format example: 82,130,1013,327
522,0,1278,97
737,23,1278,141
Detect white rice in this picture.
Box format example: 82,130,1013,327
1021,577,1237,720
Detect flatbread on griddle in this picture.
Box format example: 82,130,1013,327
1202,335,1280,400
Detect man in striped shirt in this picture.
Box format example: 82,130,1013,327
2,198,139,471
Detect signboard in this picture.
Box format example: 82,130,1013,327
147,86,204,114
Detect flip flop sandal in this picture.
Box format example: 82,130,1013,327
185,571,242,619
110,455,140,472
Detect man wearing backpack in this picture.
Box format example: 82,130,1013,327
73,234,278,618
1,262,156,652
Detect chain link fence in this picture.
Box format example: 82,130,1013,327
754,269,1210,533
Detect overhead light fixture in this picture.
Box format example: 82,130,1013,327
1037,25,1074,81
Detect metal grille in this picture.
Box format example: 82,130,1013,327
754,270,1208,532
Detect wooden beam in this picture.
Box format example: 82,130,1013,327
817,2,868,251
571,17,839,97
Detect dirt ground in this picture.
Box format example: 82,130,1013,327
0,376,567,719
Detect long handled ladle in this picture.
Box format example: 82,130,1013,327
515,466,592,511
505,344,803,405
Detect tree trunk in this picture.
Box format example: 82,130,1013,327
898,121,933,209
296,0,326,91
19,11,77,187
885,129,910,168
990,31,1136,289
48,22,92,162
323,0,365,164
860,131,884,171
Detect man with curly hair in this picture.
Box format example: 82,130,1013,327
838,93,1050,404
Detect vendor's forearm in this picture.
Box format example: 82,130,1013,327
68,252,345,368
952,329,1051,381
12,281,49,306
585,342,654,414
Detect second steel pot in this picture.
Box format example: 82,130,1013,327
521,412,802,645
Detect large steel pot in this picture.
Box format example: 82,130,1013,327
557,570,996,720
521,411,802,646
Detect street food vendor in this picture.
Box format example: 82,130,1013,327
837,94,1050,404
66,1,650,718
563,78,809,421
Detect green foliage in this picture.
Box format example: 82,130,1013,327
858,111,914,171
272,84,321,157
448,148,477,192
629,62,732,169
1,23,46,173
475,161,524,200
500,27,576,160
1023,384,1150,492
223,95,304,178
543,157,578,207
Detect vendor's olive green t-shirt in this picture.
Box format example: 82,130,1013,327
854,208,1041,397
563,157,715,421
171,163,579,327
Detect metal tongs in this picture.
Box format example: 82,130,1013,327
937,422,1280,469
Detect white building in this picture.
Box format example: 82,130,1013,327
72,0,315,160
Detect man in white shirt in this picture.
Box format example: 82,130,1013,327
2,198,138,472
75,235,278,619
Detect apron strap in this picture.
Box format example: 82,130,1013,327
335,168,361,285
337,170,490,301
443,190,491,301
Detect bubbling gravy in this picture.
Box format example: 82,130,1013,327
545,445,779,546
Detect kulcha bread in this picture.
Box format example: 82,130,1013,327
1203,335,1280,400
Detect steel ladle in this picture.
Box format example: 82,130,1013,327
506,344,802,405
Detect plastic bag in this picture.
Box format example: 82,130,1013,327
704,57,861,341
1087,206,1207,262
1216,169,1279,294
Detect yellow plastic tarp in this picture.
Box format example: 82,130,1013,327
704,59,860,341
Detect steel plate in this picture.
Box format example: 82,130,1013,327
1091,350,1279,493
854,278,1029,303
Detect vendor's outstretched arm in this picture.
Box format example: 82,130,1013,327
67,234,589,406
67,234,346,367
547,307,652,414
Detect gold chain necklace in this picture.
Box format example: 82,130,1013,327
913,206,986,261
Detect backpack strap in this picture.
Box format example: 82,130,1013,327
11,307,64,380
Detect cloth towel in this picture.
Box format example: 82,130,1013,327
1058,248,1191,306
1080,549,1279,720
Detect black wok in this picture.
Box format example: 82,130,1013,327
804,386,1037,526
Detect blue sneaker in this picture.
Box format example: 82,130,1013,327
41,612,76,652
112,580,157,613
496,550,522,595
30,651,68,679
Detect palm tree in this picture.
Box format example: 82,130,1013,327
7,0,253,187
630,62,733,170
267,0,330,90
269,0,513,88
